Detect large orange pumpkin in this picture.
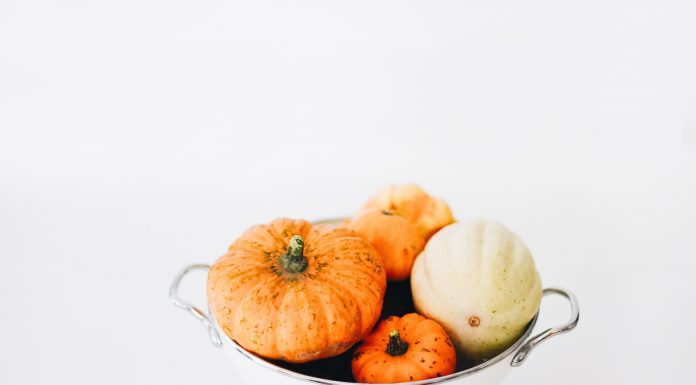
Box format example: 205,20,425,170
362,184,455,241
207,218,387,363
347,208,424,282
352,313,457,383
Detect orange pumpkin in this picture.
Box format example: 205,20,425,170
347,208,424,282
352,313,457,383
207,218,387,363
362,184,455,241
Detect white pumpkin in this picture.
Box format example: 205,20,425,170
410,219,542,360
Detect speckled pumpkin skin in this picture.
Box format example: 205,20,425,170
411,219,542,360
362,184,455,241
352,313,456,383
347,208,425,282
207,218,387,363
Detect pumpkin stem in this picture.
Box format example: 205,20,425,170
279,235,308,273
386,330,409,356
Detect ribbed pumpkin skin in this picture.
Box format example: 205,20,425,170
347,208,424,282
411,220,542,360
362,184,455,241
207,218,387,363
352,313,456,383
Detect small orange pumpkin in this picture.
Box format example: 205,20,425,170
352,313,456,383
362,184,455,241
207,218,387,363
347,208,424,282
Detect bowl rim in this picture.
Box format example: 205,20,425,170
214,311,539,385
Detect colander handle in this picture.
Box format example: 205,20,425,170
510,287,579,367
169,264,223,347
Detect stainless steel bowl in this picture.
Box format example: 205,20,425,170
170,220,579,385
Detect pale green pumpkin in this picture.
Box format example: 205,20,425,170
411,219,542,360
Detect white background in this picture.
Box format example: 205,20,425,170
1,0,695,384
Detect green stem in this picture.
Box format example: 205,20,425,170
278,235,308,273
386,330,409,356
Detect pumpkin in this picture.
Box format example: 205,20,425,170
362,184,455,241
351,313,456,383
411,219,542,360
347,208,424,282
207,218,387,363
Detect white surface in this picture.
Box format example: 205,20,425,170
1,0,695,384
